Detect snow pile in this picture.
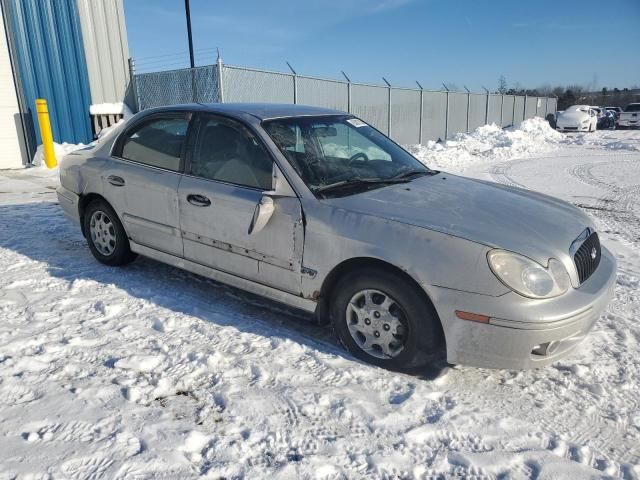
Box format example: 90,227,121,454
407,117,565,173
407,118,640,174
89,102,126,115
31,142,88,170
567,129,640,151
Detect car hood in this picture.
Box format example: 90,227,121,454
322,173,593,265
557,111,588,122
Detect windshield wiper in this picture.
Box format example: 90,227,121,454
313,177,409,196
390,168,436,180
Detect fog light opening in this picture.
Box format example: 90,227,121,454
547,340,560,355
531,341,560,357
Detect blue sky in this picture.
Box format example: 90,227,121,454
125,0,640,91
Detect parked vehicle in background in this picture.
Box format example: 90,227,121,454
617,103,640,129
593,107,615,130
554,110,564,124
556,105,598,132
605,107,622,125
56,103,616,371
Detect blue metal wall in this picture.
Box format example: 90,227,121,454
5,0,92,145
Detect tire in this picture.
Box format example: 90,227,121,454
83,199,136,266
329,268,444,370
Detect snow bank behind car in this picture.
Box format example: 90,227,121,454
407,117,640,174
407,117,565,173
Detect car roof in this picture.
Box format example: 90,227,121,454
141,103,347,120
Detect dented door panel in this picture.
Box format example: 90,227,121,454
178,176,304,295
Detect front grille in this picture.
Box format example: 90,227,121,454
574,232,601,284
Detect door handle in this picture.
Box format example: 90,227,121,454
107,175,125,187
187,194,211,207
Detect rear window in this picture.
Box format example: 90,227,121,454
119,116,189,171
624,104,640,112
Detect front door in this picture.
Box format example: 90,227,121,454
178,114,303,295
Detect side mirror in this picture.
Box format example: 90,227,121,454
247,163,296,235
248,195,275,235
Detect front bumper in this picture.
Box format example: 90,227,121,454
56,185,81,224
618,119,639,128
427,246,617,369
556,124,590,132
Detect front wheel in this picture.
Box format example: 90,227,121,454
330,268,444,370
83,199,136,266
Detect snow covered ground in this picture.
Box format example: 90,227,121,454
1,120,639,479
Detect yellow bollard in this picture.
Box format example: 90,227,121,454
35,99,57,168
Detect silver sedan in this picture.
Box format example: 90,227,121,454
56,103,616,370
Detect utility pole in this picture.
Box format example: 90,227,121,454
185,0,195,69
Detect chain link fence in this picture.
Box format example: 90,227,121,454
132,60,557,144
134,65,221,109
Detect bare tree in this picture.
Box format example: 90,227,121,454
536,84,553,96
497,75,508,94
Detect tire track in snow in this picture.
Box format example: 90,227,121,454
488,159,529,188
567,159,640,250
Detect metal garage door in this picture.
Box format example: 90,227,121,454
0,7,25,168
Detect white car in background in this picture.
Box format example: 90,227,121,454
556,105,598,133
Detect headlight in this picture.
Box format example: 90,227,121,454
487,250,571,299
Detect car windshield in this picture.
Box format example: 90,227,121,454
263,115,433,195
568,105,589,112
625,104,640,112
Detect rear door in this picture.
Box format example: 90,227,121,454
105,112,191,257
178,113,304,294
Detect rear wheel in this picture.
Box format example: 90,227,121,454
83,199,136,266
330,268,444,370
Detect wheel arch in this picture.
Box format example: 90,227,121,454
316,257,441,330
78,193,113,237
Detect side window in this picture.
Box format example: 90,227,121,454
190,117,273,190
120,116,189,171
